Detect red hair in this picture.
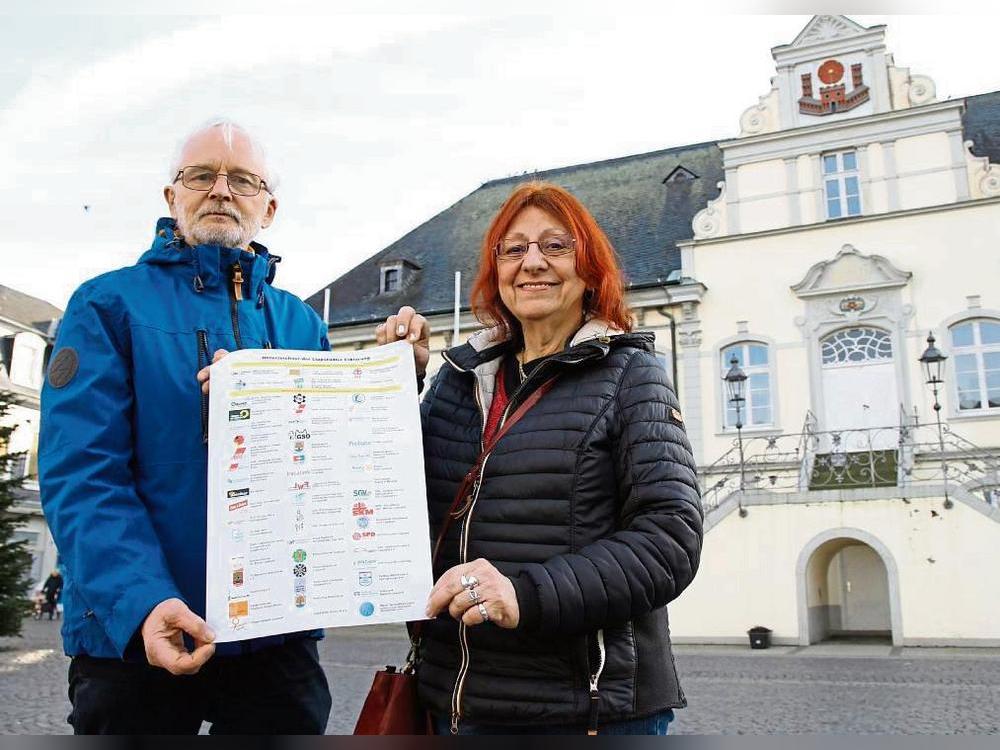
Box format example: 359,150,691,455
470,181,633,337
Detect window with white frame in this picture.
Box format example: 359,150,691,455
950,319,1000,412
9,332,45,390
721,342,772,428
822,150,862,220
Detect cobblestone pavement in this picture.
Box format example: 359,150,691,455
3,618,998,734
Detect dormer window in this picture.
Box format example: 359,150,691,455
378,258,421,295
663,166,698,184
823,150,862,219
382,268,400,293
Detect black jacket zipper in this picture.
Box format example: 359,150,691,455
229,262,244,349
438,348,584,733
197,329,211,443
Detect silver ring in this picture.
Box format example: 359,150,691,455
477,602,490,623
460,574,479,590
468,588,480,603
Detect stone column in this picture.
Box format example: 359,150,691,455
677,302,705,465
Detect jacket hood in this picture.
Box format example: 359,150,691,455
137,218,282,305
442,319,654,419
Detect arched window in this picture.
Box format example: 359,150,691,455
721,342,772,428
950,319,1000,412
820,327,892,367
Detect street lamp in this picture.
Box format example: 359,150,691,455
918,331,951,509
724,354,749,517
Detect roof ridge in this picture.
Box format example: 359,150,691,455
480,138,722,189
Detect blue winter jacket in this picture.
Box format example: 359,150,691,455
39,218,329,659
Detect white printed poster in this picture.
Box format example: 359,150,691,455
205,341,433,641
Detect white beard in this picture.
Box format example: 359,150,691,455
179,204,262,248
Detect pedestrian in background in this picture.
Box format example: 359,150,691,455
41,569,62,621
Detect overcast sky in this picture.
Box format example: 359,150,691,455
3,5,999,311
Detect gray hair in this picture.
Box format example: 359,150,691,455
169,118,279,193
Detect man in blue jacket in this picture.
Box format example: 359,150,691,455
39,119,333,734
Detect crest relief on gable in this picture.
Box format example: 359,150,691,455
790,244,912,298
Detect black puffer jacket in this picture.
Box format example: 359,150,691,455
417,321,704,731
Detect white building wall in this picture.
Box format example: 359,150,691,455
691,199,1000,462
669,496,1000,644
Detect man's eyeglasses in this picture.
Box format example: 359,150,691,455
173,166,269,197
495,234,576,262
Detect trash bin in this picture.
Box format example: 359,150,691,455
747,626,772,649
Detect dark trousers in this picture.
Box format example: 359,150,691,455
67,637,332,735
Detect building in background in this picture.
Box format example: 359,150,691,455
0,284,61,591
311,16,1000,646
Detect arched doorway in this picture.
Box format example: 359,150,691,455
796,528,902,646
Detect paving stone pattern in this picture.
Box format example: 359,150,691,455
2,618,998,734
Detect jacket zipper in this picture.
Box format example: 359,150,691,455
229,262,244,349
444,350,570,733
197,330,210,443
587,630,607,735
449,373,485,734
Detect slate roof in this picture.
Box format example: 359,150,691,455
0,284,62,335
307,141,724,327
962,90,1000,165
310,89,1000,329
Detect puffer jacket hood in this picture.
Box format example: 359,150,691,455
418,322,703,730
138,217,282,306
39,219,329,660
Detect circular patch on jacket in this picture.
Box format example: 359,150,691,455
47,348,79,389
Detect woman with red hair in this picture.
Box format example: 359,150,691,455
377,181,703,735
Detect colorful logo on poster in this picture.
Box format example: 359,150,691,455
292,549,307,563
293,563,307,577
359,601,375,617
228,408,250,422
356,516,370,529
358,571,373,587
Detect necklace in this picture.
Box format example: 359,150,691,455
517,352,527,382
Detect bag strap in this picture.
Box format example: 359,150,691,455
431,375,558,563
407,374,558,653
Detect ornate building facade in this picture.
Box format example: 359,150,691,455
311,16,1000,645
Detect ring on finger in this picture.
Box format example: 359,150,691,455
477,602,490,623
460,574,479,590
467,588,480,604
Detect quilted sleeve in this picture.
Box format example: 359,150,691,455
510,349,704,634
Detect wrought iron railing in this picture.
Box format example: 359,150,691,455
698,412,1000,514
